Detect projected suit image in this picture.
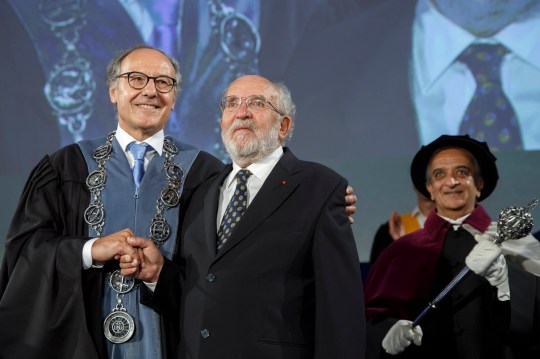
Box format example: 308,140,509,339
283,0,540,160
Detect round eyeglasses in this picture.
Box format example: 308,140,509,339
220,95,284,116
117,71,176,93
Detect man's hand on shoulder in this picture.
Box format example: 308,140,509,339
345,185,357,224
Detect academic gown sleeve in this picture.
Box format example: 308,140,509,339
0,145,106,359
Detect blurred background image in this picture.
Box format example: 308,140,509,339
1,0,539,263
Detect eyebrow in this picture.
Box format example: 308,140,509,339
225,94,266,98
431,164,472,173
123,70,175,77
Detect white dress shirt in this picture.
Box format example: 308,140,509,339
115,125,162,168
216,146,283,231
412,0,540,150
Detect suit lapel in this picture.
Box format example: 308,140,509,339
203,165,232,258
215,149,301,259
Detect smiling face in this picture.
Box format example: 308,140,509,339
220,75,292,167
109,48,177,141
426,148,484,219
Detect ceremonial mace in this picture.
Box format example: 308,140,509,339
412,198,538,327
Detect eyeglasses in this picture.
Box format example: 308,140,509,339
220,95,284,116
116,71,176,93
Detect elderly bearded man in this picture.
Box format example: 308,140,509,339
122,75,367,359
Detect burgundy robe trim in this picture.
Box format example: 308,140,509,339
364,205,492,320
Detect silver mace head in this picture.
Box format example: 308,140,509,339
497,198,538,242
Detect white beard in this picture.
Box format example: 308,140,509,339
222,119,281,167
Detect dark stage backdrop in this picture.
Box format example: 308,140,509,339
1,0,539,262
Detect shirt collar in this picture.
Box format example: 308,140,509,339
413,0,540,91
115,125,164,156
438,211,472,229
414,0,476,93
494,10,540,72
225,146,284,189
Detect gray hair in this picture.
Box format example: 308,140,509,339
271,81,296,144
105,44,182,97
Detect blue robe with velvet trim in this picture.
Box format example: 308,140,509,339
0,138,223,359
79,136,200,359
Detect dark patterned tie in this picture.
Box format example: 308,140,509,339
128,142,150,187
217,169,251,250
458,43,522,151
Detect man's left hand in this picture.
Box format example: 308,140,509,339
466,234,510,300
345,185,357,224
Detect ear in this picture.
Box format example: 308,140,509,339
475,178,484,198
219,114,227,132
426,183,435,201
109,86,117,104
278,116,292,142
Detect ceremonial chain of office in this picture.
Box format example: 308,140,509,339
83,131,184,343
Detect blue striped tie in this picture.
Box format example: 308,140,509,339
128,142,150,187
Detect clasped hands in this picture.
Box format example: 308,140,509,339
90,186,357,281
120,236,164,283
91,229,164,283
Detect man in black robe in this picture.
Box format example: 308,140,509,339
0,45,224,359
364,135,540,358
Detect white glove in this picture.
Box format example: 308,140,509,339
466,234,510,300
481,254,508,287
485,222,498,238
382,320,423,355
466,234,502,276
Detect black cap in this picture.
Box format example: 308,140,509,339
411,135,498,202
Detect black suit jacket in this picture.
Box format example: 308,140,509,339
148,148,366,359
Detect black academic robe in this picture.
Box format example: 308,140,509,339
364,206,540,358
0,143,223,359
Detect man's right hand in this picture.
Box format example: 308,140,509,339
119,237,164,283
91,228,137,263
388,211,406,240
382,320,423,355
